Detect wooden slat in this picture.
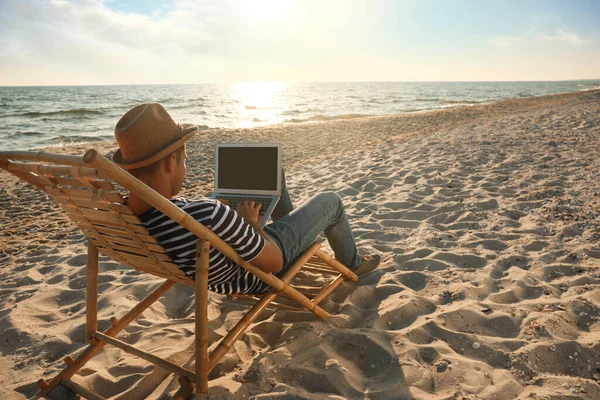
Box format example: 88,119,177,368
4,161,110,181
61,379,106,400
5,169,48,191
0,151,86,166
48,187,125,204
89,243,127,263
103,241,171,262
51,176,115,191
85,230,164,253
114,259,169,276
55,197,134,215
76,207,141,225
65,211,148,234
85,225,158,244
306,257,335,268
301,266,339,275
93,331,196,381
114,250,156,264
100,240,153,258
116,251,180,272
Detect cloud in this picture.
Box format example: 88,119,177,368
534,29,591,46
0,0,243,84
491,17,592,48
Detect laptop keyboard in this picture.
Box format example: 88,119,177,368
217,196,271,216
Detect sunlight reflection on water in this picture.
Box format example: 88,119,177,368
231,81,289,128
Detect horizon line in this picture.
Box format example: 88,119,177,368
1,78,599,88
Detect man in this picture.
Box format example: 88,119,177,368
113,103,381,294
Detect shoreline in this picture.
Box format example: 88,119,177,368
33,88,600,164
1,88,600,399
10,85,600,153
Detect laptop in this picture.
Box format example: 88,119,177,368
211,143,282,228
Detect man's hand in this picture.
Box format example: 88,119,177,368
217,198,282,273
235,200,262,224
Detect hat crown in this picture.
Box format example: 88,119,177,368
114,103,182,166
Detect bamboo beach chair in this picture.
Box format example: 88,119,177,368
0,150,358,399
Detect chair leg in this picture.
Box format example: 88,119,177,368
86,242,99,343
312,275,346,305
38,280,176,397
208,242,322,372
314,249,358,282
195,240,210,394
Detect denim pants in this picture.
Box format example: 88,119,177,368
264,171,361,274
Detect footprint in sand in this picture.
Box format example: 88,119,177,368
439,308,521,338
374,298,436,330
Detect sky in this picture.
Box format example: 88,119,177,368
0,0,599,86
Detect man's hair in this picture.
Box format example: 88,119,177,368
129,145,185,178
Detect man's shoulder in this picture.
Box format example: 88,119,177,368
171,197,218,207
170,197,222,216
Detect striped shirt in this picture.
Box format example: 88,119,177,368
138,198,271,294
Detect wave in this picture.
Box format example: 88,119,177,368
169,105,208,114
8,131,42,138
415,98,443,102
579,85,600,92
245,105,279,110
156,97,177,104
280,108,323,116
45,135,109,144
18,109,104,118
280,109,302,116
414,98,484,105
442,99,484,105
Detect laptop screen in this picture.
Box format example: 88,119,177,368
217,146,279,191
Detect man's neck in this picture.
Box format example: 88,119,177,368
127,174,173,216
127,194,154,216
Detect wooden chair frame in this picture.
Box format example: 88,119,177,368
0,150,358,399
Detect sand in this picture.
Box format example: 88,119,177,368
1,89,600,400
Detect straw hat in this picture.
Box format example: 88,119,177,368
113,103,199,169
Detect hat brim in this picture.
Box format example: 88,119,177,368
112,124,199,169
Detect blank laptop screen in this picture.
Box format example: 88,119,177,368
217,146,278,191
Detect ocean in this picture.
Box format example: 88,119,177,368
1,80,599,151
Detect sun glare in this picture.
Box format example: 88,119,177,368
231,81,289,128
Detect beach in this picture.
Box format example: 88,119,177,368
1,89,600,399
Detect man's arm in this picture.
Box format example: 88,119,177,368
233,201,284,273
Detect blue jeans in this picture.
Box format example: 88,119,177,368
264,172,361,274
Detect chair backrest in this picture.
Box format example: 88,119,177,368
1,149,307,299
0,151,193,285
1,149,335,318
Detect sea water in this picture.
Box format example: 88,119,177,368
1,80,598,151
